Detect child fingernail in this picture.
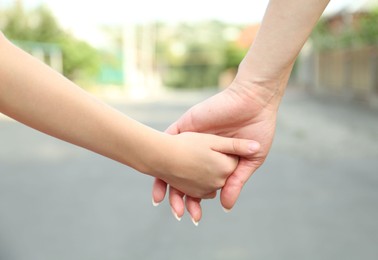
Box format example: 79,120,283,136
248,142,260,152
171,208,182,221
152,198,160,207
191,217,199,227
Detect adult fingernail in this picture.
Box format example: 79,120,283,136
171,208,182,221
248,142,260,153
191,217,199,227
222,206,231,213
152,198,160,207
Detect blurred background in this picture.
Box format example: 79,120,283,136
0,0,377,259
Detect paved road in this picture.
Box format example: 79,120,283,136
1,88,377,260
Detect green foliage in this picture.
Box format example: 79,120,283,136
311,9,378,50
311,19,334,49
156,21,246,89
58,36,100,80
224,42,248,69
0,3,100,81
359,8,378,45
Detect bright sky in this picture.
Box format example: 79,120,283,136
1,0,358,45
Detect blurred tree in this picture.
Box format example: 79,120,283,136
156,21,245,89
359,8,378,45
224,42,247,69
0,3,100,81
311,8,378,50
59,36,100,80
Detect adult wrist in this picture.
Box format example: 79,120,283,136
231,61,293,109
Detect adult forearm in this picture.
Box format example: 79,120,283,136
236,0,329,92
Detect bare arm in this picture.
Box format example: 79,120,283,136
0,32,158,173
0,33,259,198
235,0,330,105
153,0,330,222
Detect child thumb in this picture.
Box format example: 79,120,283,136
213,137,260,156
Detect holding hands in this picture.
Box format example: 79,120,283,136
152,0,330,224
146,131,261,201
0,31,261,225
152,78,278,224
0,0,330,226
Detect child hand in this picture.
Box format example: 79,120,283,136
146,132,260,199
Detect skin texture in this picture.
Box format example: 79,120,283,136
0,32,260,200
152,0,331,223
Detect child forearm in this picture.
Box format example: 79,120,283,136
0,33,162,174
0,33,260,199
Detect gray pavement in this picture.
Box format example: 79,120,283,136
0,87,378,260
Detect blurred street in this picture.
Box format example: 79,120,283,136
0,87,378,260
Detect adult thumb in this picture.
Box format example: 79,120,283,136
220,161,257,211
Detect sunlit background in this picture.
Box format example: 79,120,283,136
0,0,377,259
1,0,376,97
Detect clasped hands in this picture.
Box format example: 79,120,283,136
150,81,278,225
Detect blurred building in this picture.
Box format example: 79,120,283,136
296,0,378,107
123,23,166,99
325,0,378,34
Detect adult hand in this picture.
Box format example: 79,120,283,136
151,0,329,223
152,78,282,222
